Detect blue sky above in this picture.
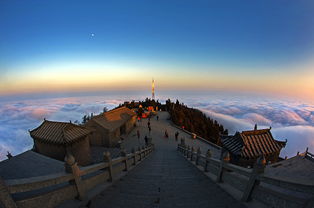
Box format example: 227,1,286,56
0,0,314,97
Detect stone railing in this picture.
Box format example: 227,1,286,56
177,142,314,208
171,123,221,150
305,151,314,162
0,144,154,208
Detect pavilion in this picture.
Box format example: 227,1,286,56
221,127,286,167
30,120,92,166
85,107,137,147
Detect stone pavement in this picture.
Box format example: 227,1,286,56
89,112,245,208
122,111,220,159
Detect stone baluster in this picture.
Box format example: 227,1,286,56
183,144,187,156
120,149,128,171
131,148,137,165
138,147,142,161
204,149,212,172
0,177,17,208
65,153,85,200
103,151,113,182
142,146,146,157
196,147,201,165
187,146,191,158
180,138,186,146
191,147,195,161
216,148,227,183
241,156,265,202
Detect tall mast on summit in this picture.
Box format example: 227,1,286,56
152,78,155,100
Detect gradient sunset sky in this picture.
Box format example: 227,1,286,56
0,0,314,100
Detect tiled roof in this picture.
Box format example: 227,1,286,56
221,129,286,159
0,150,64,180
30,120,91,145
91,107,136,131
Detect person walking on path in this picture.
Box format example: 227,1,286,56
148,126,151,135
164,129,169,138
137,130,140,145
144,135,148,146
156,115,159,121
175,131,179,141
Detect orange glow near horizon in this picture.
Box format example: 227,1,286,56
1,63,314,102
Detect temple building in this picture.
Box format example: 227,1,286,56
30,120,92,166
85,107,137,147
220,127,286,167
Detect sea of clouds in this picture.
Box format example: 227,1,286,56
0,91,313,160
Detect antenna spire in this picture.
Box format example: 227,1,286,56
152,78,155,100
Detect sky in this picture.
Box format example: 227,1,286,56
0,0,314,100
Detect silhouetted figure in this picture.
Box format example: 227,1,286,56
144,135,148,146
148,121,151,128
148,126,151,135
6,151,13,159
175,131,179,141
137,130,141,145
156,115,159,121
137,130,140,139
164,130,169,138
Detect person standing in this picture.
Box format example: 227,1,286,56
144,135,148,146
156,115,159,121
164,129,169,138
137,130,140,145
175,131,179,141
148,126,151,135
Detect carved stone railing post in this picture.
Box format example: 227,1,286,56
0,177,17,208
138,147,142,161
191,147,195,161
204,149,211,172
180,138,185,153
187,146,191,158
181,137,185,145
131,148,137,165
216,148,227,183
103,151,113,182
183,145,187,156
65,153,85,200
120,149,128,171
196,147,201,165
142,146,146,157
241,156,265,202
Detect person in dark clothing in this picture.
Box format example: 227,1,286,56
137,130,140,139
175,131,179,141
147,121,151,128
144,135,148,146
164,129,169,138
156,115,159,121
148,126,151,135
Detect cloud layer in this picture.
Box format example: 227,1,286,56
0,92,313,160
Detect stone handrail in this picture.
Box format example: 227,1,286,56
0,144,154,208
305,151,314,162
177,144,314,208
6,172,74,194
171,122,221,150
